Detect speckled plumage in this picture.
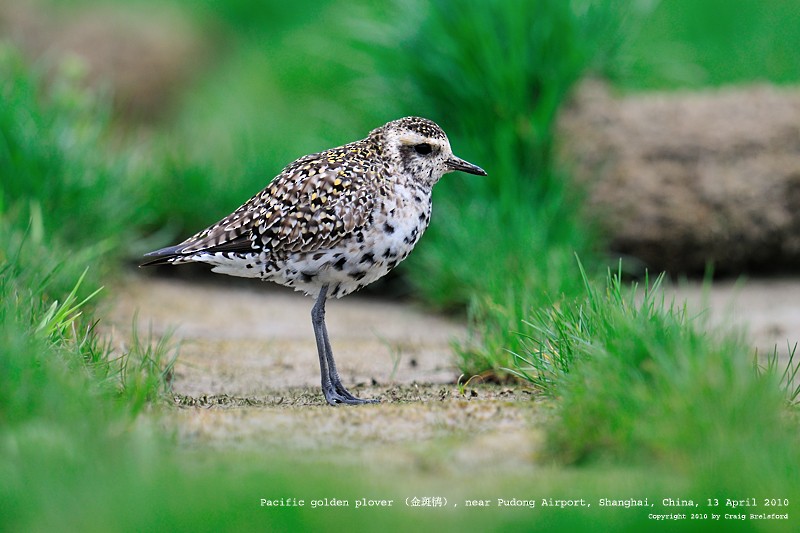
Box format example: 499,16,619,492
144,117,485,298
142,116,486,405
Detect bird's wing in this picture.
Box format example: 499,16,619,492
144,148,380,262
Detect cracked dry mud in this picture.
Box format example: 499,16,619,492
102,273,800,471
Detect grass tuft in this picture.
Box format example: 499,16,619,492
758,342,800,406
34,268,103,340
514,258,799,500
117,321,178,413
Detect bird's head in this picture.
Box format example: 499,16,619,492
372,116,486,187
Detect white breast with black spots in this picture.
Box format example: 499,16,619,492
267,184,433,298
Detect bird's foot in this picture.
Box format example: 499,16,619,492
322,382,379,406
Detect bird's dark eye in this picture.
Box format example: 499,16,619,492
414,143,433,155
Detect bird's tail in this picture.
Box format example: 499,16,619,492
140,244,188,267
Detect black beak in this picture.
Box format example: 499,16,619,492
446,155,487,176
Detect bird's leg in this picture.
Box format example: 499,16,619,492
319,301,379,405
311,285,378,405
311,286,335,402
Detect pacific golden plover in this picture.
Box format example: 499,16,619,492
142,116,486,405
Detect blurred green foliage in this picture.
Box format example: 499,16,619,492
611,0,800,89
1,53,110,244
3,0,800,530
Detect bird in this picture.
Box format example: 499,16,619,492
141,116,486,406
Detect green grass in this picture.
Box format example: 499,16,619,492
3,1,800,530
510,262,800,516
1,236,730,531
610,0,800,89
0,45,176,423
0,50,144,261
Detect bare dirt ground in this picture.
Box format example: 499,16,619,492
101,273,800,471
668,278,800,359
101,274,545,473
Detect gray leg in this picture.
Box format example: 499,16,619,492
311,285,378,405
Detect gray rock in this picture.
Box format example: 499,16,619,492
0,1,207,122
558,81,800,274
